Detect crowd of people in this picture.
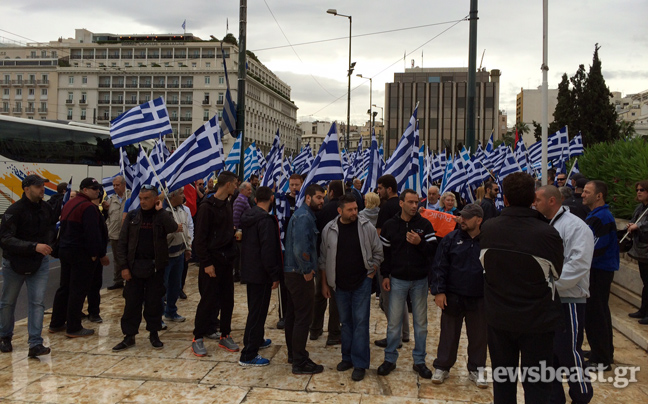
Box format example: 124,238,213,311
0,168,647,404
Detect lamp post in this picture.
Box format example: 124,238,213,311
356,74,372,131
327,8,352,151
372,104,383,125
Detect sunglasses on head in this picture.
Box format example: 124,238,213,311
141,184,158,191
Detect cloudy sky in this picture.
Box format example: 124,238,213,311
2,0,646,127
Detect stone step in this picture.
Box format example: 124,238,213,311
609,293,648,352
611,282,641,309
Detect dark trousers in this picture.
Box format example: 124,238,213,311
121,270,165,336
50,249,94,333
181,258,189,290
110,239,124,284
240,282,272,361
284,272,315,365
550,303,593,404
86,260,103,316
638,261,648,315
277,271,287,319
433,297,487,372
310,270,340,340
585,268,615,366
488,326,555,404
193,261,234,338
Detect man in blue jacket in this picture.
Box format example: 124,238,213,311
582,180,619,371
283,183,325,375
430,203,487,388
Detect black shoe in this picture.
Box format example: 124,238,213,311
377,361,396,376
276,318,285,330
374,338,402,349
112,335,136,351
582,350,591,359
179,290,187,300
639,317,648,325
352,368,366,381
413,363,432,379
287,356,293,364
292,359,324,375
0,337,12,353
150,332,164,349
48,325,66,333
65,328,95,338
584,361,611,372
309,330,322,341
337,360,353,371
28,344,51,358
326,338,341,346
402,337,410,343
107,283,124,290
88,314,103,323
628,311,645,319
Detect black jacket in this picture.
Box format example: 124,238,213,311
379,212,438,281
0,194,55,274
47,193,65,220
562,194,589,221
194,194,236,269
240,206,283,284
479,197,499,223
430,229,483,297
58,193,106,257
480,206,564,333
117,208,178,271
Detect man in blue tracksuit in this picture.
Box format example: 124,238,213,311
582,180,619,371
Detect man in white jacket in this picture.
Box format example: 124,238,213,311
535,185,594,404
320,194,384,382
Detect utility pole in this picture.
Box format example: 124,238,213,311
465,0,478,152
236,0,247,180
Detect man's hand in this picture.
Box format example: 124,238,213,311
122,269,132,281
271,281,280,290
35,243,52,256
102,201,110,211
205,265,216,278
406,230,421,245
368,270,376,279
100,256,110,266
418,206,425,213
322,282,331,299
176,223,184,233
627,223,638,233
435,293,447,309
382,277,391,292
184,250,192,261
303,270,314,282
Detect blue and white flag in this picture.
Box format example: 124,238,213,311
569,132,584,158
243,142,261,180
296,122,344,206
260,145,284,189
101,173,120,197
225,133,242,172
547,126,569,161
61,177,73,208
527,140,542,165
292,144,312,174
220,45,238,138
569,160,581,179
159,116,225,192
149,136,170,173
383,105,419,193
110,97,173,148
128,145,156,212
182,20,186,30
497,147,522,180
361,129,382,194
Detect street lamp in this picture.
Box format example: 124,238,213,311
327,8,352,151
356,74,372,131
372,104,383,125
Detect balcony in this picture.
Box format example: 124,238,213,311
216,100,224,105
12,108,22,114
108,55,120,59
98,100,110,104
139,99,150,104
122,54,133,59
125,99,138,105
181,83,193,88
12,80,23,86
82,55,94,59
25,108,35,114
111,99,124,104
180,117,192,121
202,53,215,58
79,99,88,105
149,54,159,59
0,108,9,114
175,54,186,59
188,54,200,59
170,116,179,122
0,81,10,87
98,115,110,121
80,115,87,120
168,100,179,105
140,83,152,88
70,54,82,59
37,80,49,86
134,55,147,59
96,54,107,59
202,100,210,105
203,116,210,121
153,83,165,88
180,100,192,105
167,83,179,88
25,80,36,86
65,99,74,105
99,83,111,88
161,54,173,59
112,83,125,88
38,108,48,114
126,83,138,88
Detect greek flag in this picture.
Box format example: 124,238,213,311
497,147,522,180
296,122,344,206
569,132,584,158
383,105,418,193
159,116,225,192
128,145,156,212
225,133,242,171
361,128,382,194
61,177,73,208
528,140,542,165
149,136,170,173
429,153,444,183
182,20,186,30
102,173,120,197
110,97,173,148
292,144,312,174
220,45,238,138
243,142,261,180
569,160,581,178
514,139,530,172
547,126,569,161
260,145,284,188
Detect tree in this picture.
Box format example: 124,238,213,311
570,64,587,138
223,33,238,46
532,120,542,142
551,73,575,134
580,44,620,145
619,120,637,138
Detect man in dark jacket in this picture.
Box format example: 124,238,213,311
0,175,55,357
49,177,108,338
192,171,240,357
377,189,438,379
479,180,499,223
563,176,590,221
238,186,282,367
47,182,67,220
112,184,178,351
480,172,564,403
430,204,487,388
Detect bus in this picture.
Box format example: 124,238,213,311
0,115,122,214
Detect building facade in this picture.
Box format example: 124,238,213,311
515,86,559,145
384,67,501,156
0,29,300,154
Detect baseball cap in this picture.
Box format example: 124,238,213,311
457,203,484,219
575,177,589,189
571,173,585,182
79,177,101,190
22,175,49,189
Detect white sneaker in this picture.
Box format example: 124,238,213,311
431,368,449,384
468,370,488,389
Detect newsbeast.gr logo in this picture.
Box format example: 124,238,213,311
478,362,640,388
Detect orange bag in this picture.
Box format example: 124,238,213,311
419,209,457,238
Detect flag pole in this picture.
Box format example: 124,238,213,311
620,209,648,243
566,157,578,180
119,147,128,191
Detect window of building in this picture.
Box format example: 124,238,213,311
81,109,86,120
67,108,73,120
16,74,22,82
41,88,47,96
73,63,78,67
218,92,224,103
30,51,36,58
82,76,88,84
218,76,224,84
40,102,47,111
52,51,57,58
28,88,35,96
206,62,211,68
86,63,91,68
205,76,210,84
68,76,74,84
3,75,10,84
164,62,170,67
111,62,117,67
41,74,48,82
2,89,8,96
81,92,87,103
16,89,22,96
191,62,197,68
203,110,209,120
67,92,73,101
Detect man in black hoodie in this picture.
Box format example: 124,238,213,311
377,189,438,379
238,186,282,367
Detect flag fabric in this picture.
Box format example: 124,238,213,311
182,20,186,30
292,144,312,174
296,122,344,206
497,147,522,180
243,142,261,180
159,116,225,192
61,177,73,208
361,129,382,194
547,126,569,161
128,145,155,212
225,133,242,171
569,160,581,178
514,139,529,172
102,174,120,197
149,136,169,173
220,45,237,138
260,145,284,189
110,97,173,148
569,132,584,158
383,105,418,193
528,140,542,165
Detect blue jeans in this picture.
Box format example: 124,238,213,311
335,276,372,369
0,258,50,347
163,254,184,317
385,277,428,364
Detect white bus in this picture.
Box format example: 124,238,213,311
0,115,123,214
